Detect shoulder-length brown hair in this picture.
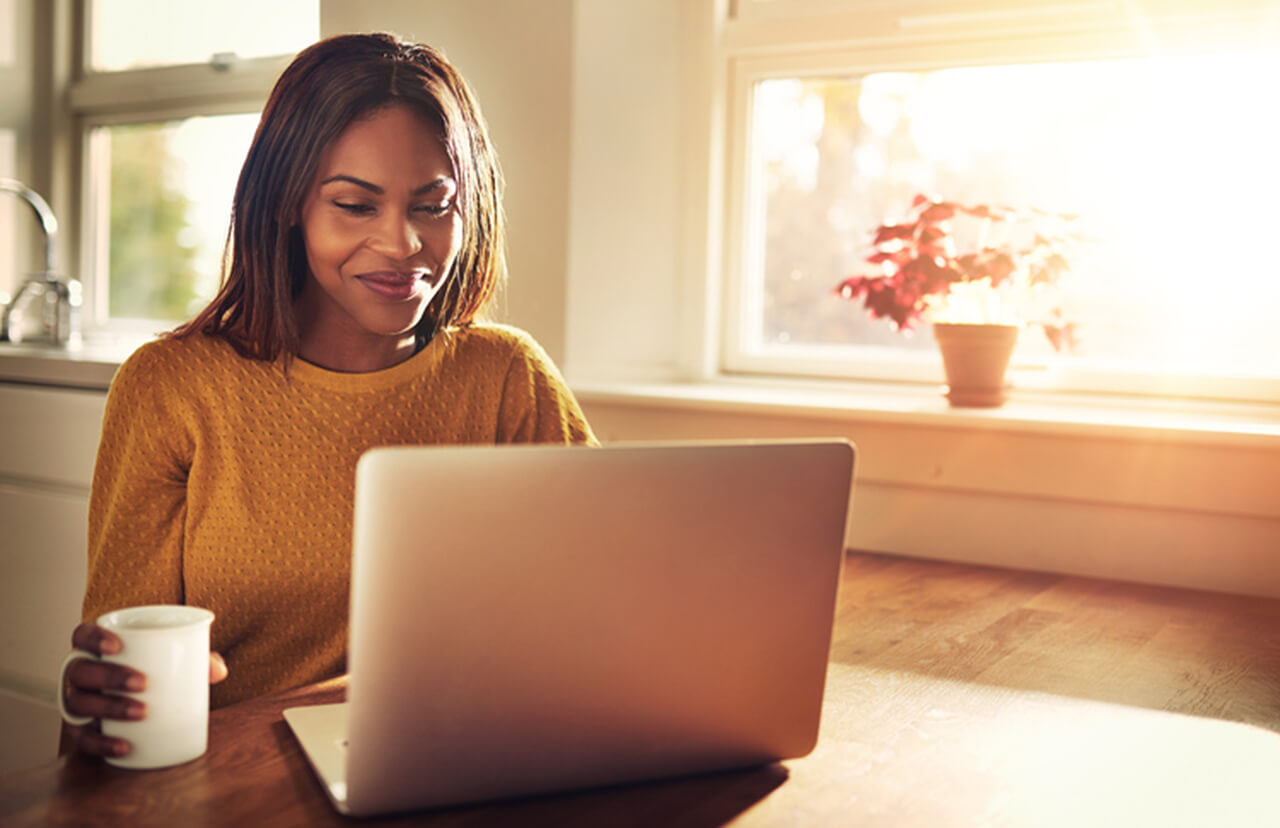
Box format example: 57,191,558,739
172,32,505,359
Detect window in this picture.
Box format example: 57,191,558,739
72,0,318,332
720,0,1280,402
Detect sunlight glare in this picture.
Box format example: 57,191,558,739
753,49,1280,375
755,80,824,191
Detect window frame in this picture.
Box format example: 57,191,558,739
65,1,299,336
716,0,1280,404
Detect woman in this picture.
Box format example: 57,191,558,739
61,32,595,760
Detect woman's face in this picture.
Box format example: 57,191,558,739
295,104,462,371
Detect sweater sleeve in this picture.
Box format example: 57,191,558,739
494,330,597,446
83,342,192,621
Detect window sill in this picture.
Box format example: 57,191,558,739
571,376,1280,449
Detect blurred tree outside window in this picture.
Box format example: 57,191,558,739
105,124,199,320
98,115,257,322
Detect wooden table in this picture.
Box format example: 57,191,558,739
4,552,1280,826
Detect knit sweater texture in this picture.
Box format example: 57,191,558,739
84,324,595,707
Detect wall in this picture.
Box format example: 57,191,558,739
320,0,574,366
566,0,696,381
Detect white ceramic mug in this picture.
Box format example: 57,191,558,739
58,605,215,769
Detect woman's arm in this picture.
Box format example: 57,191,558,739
63,343,195,759
83,343,192,618
494,332,597,446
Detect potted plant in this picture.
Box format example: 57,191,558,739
834,194,1083,407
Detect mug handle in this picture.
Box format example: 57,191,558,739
57,650,97,726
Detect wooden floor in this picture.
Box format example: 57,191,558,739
834,551,1280,731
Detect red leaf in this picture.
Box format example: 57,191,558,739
1042,322,1080,353
873,223,917,244
955,253,983,279
987,252,1016,285
920,202,956,222
917,241,950,260
841,194,1081,338
918,225,946,245
922,257,960,289
834,276,870,299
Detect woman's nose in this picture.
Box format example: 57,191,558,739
369,211,424,260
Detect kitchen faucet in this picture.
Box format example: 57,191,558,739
0,178,80,345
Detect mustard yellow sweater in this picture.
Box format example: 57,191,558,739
85,324,595,707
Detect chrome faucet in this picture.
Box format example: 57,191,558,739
0,178,80,345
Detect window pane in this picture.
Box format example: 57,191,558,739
746,51,1280,378
95,114,258,321
88,0,318,71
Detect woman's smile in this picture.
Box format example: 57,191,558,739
355,269,435,301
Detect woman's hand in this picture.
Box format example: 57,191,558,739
60,622,228,759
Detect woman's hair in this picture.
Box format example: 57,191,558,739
172,32,505,359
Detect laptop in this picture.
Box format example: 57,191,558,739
284,439,856,817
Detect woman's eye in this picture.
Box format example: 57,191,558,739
415,203,453,217
333,201,375,215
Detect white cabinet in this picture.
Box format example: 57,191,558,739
0,382,106,773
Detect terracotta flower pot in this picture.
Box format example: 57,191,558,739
932,323,1019,408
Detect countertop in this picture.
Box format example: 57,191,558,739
0,337,149,390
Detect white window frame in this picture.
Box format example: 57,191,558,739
66,1,294,337
717,0,1280,404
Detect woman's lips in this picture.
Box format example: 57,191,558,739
356,270,431,301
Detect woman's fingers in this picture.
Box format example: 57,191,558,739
210,652,228,684
65,656,145,695
63,621,145,759
70,622,122,656
63,686,146,722
71,724,132,759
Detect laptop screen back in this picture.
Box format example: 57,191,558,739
342,440,855,815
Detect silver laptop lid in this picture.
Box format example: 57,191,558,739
344,440,855,815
